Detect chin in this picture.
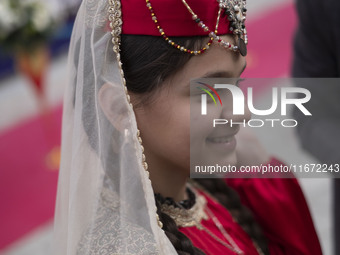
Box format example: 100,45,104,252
193,149,238,168
216,151,237,166
225,152,238,166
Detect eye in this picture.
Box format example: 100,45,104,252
194,90,217,105
195,87,213,95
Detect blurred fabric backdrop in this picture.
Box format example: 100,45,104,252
0,0,333,254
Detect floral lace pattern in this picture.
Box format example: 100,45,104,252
85,0,108,28
77,183,159,255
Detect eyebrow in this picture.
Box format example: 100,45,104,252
202,62,247,78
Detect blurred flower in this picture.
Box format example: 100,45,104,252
0,0,58,52
32,2,52,32
0,0,23,35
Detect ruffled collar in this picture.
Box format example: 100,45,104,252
154,185,209,228
154,186,196,209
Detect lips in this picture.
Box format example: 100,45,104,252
206,127,239,144
205,134,237,153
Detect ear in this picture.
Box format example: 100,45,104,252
98,83,114,120
98,83,127,132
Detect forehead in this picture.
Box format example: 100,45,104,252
172,36,246,84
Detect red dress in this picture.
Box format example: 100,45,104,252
179,158,323,255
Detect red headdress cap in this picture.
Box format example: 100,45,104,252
121,0,232,36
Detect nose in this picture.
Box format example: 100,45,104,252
220,94,251,124
238,101,251,122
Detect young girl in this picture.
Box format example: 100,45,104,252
53,0,323,254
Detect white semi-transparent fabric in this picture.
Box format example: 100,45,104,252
53,0,177,254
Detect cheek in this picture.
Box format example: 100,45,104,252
191,93,235,142
134,97,191,168
190,93,238,166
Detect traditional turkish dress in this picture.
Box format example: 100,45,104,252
179,158,323,255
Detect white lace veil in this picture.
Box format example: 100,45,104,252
53,0,177,254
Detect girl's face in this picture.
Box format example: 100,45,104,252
131,35,250,176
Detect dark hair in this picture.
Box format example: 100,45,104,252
120,35,206,106
120,34,269,255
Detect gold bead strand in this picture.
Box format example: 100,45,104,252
181,0,238,52
146,0,213,55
